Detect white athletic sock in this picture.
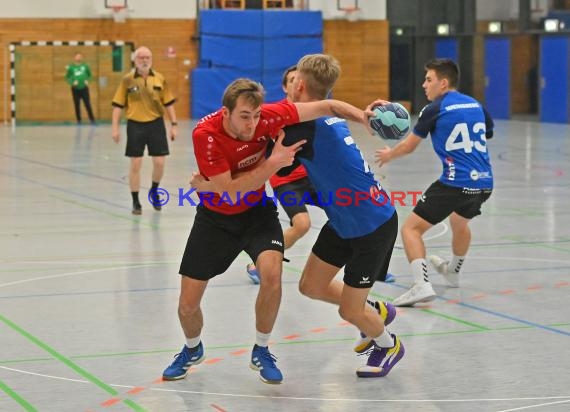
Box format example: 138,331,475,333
411,258,429,284
185,336,201,350
255,331,271,347
450,255,465,273
374,330,395,348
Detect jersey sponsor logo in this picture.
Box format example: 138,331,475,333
344,136,355,145
470,170,492,181
445,156,456,181
444,103,480,111
271,239,283,247
324,117,346,126
238,149,264,169
236,144,249,152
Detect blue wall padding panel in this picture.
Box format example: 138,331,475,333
484,37,511,120
540,35,570,123
435,38,458,61
263,37,322,70
200,10,263,36
192,10,323,119
200,35,263,70
262,70,287,103
263,11,322,37
192,68,263,118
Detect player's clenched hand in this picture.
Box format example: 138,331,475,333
112,129,120,143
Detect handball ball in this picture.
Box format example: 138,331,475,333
369,102,410,140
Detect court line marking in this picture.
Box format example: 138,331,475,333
496,399,570,412
0,377,36,411
0,315,145,411
1,366,569,405
0,264,161,289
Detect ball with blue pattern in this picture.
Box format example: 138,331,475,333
369,102,410,140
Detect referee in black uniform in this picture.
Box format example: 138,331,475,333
111,46,178,215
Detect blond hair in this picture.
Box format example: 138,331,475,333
296,54,341,100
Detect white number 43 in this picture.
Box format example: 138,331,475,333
445,122,487,153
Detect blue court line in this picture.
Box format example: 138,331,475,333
389,282,570,337
0,152,124,184
1,170,127,211
0,151,184,202
454,300,570,336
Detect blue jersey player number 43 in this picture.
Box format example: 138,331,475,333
375,58,494,308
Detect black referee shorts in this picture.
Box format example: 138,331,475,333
125,117,169,157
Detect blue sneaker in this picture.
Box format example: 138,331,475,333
384,272,396,283
356,334,405,378
250,345,283,384
246,263,260,285
354,301,397,353
162,342,205,380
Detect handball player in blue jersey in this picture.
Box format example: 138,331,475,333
278,54,405,378
376,58,494,306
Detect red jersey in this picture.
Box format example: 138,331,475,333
269,164,308,189
193,100,300,215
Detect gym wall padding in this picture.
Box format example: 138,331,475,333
192,10,322,119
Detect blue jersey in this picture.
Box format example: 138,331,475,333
414,91,494,189
280,117,395,238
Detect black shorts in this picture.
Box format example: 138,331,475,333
125,117,169,157
179,202,284,280
273,177,322,223
413,180,492,225
312,211,398,288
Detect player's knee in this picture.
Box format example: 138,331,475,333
338,304,358,324
259,267,282,288
291,213,311,235
298,276,319,299
178,299,199,319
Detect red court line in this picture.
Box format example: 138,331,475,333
499,289,515,294
101,397,121,407
446,299,460,304
127,386,145,395
338,321,351,326
556,281,569,287
230,349,248,355
471,294,487,300
211,404,227,412
204,358,223,364
527,285,543,291
310,327,327,333
283,334,301,340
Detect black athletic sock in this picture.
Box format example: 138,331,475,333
131,191,140,206
151,181,159,191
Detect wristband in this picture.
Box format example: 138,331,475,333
171,122,178,126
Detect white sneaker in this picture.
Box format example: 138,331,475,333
392,282,436,307
428,255,459,287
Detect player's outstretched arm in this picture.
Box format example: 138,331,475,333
375,133,423,167
294,100,375,133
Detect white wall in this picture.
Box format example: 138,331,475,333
0,0,197,19
0,0,385,20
